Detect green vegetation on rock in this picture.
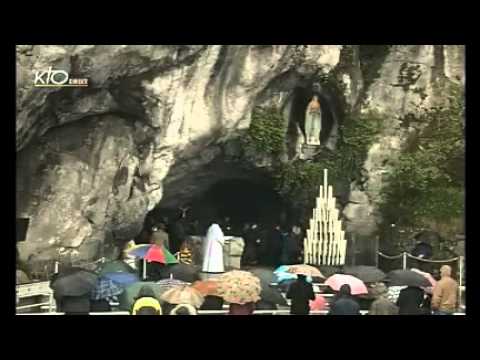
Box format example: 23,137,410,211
241,106,286,156
380,82,464,232
274,110,384,204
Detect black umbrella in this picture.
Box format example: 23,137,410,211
159,263,201,283
343,266,386,283
258,279,288,306
385,270,431,288
50,267,98,297
318,266,343,278
277,279,296,293
247,267,276,285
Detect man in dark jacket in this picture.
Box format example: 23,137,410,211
168,210,187,254
286,225,303,264
397,286,429,315
286,274,315,315
55,294,91,315
329,284,361,315
242,223,259,266
267,225,283,268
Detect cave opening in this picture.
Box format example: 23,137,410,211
144,178,292,239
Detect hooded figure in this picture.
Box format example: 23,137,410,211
169,210,187,254
329,284,361,315
132,286,162,315
170,303,198,315
286,274,316,315
369,283,399,315
397,286,429,315
202,223,225,273
241,224,259,266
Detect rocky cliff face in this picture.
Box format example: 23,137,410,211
16,45,464,270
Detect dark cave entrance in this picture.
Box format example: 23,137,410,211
145,178,292,238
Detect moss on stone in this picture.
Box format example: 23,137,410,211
379,82,464,233
241,106,286,157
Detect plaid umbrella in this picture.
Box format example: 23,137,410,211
156,278,190,290
215,270,262,305
91,277,124,300
50,267,98,297
160,286,205,308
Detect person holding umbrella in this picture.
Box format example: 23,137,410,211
131,286,162,315
214,270,262,315
396,286,429,315
286,274,315,315
328,284,361,315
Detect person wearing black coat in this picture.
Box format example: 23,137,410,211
329,284,361,315
168,210,187,254
397,286,430,315
90,299,112,312
199,295,224,310
55,294,91,315
241,224,260,266
266,225,283,268
286,274,315,315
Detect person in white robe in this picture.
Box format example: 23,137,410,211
202,223,225,273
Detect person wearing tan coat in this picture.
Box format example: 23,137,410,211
432,265,458,315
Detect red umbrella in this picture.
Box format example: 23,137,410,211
145,245,166,264
325,274,368,295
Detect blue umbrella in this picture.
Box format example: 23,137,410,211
102,272,140,287
274,265,312,283
91,277,124,300
128,245,150,258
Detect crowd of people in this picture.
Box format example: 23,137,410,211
137,208,305,270
39,206,462,316
285,264,459,316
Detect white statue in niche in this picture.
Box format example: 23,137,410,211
304,95,322,146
